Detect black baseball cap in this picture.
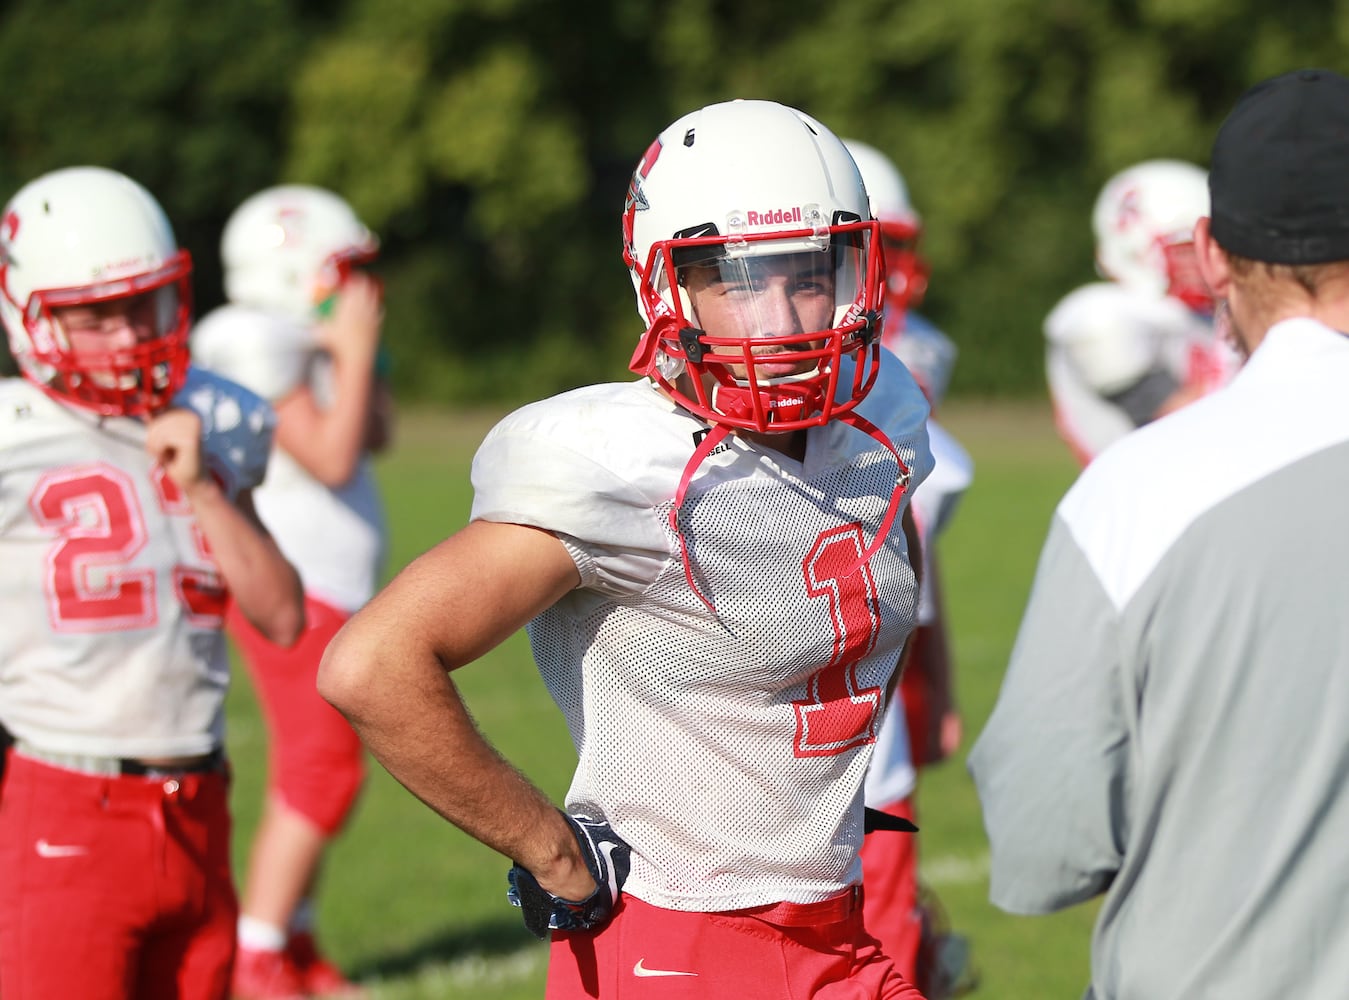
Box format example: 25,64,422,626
1209,68,1349,265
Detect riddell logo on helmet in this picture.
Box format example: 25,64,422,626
92,256,150,279
746,207,803,226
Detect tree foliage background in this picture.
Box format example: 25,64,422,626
2,0,1347,400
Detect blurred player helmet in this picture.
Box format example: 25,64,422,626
624,99,885,434
844,139,930,314
221,185,378,324
0,166,193,417
1093,159,1213,312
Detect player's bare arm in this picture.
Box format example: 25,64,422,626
318,518,596,900
145,407,304,646
273,271,383,487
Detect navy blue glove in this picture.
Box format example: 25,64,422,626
507,812,632,939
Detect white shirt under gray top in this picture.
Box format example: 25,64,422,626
970,317,1349,1000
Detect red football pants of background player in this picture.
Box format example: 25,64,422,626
859,797,922,982
228,595,365,834
545,888,927,999
0,752,237,1000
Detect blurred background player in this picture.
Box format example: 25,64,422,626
191,185,390,999
1045,159,1239,465
846,139,976,998
0,166,303,1000
319,99,931,999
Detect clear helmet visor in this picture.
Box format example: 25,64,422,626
635,220,883,432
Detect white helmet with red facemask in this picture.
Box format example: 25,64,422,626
0,166,193,418
1093,159,1213,313
843,139,930,316
221,185,378,325
624,100,886,435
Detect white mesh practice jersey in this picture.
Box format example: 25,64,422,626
471,372,932,912
191,304,386,611
1045,282,1239,463
0,370,273,757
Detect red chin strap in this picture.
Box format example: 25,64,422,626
669,409,911,614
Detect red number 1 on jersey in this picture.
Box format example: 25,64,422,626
793,523,884,758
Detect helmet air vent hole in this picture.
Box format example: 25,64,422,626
684,129,696,147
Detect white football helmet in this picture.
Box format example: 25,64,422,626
1093,159,1213,312
0,166,193,416
844,139,930,315
221,185,378,324
624,100,885,434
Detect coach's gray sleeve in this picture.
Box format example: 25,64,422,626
968,514,1129,915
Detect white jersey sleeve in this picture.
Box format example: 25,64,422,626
470,387,676,596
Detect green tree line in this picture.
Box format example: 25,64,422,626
2,0,1346,399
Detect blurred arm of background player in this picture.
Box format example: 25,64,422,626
906,553,961,762
272,270,390,486
145,407,304,646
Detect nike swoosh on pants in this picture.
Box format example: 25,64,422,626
633,959,697,978
35,839,89,858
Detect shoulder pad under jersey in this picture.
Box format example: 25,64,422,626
882,310,957,408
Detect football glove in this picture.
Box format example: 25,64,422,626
507,812,632,939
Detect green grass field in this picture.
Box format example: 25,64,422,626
224,399,1098,999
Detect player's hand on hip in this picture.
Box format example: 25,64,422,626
507,812,632,939
145,408,208,490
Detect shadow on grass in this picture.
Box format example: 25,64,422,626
349,914,542,981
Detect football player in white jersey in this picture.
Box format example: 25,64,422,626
1045,159,1239,465
846,140,975,998
0,167,303,1000
318,100,932,999
190,185,388,999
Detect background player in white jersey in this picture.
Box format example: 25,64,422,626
191,185,389,999
1045,159,1239,465
0,166,303,1000
846,139,975,998
318,100,932,999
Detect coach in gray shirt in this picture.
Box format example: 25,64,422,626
969,68,1349,1000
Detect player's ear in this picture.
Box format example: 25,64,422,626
1193,217,1232,300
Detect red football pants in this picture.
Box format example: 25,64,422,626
0,751,237,1000
228,596,365,834
545,890,927,999
859,797,922,982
